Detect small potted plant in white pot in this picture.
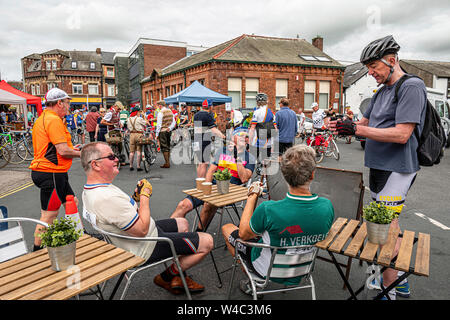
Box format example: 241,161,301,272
213,168,232,194
37,217,82,271
363,201,398,245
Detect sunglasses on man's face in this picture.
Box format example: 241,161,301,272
88,153,117,164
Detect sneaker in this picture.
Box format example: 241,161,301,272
239,279,253,296
372,276,410,298
153,274,182,295
395,280,410,298
171,275,205,293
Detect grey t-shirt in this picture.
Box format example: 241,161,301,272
363,76,427,173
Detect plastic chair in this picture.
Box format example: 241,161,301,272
0,217,49,263
227,240,318,300
89,222,192,300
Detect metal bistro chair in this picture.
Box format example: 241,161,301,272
0,217,49,263
89,222,192,300
227,240,319,300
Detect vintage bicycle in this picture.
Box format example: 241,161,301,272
307,130,340,163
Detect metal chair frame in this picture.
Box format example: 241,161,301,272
227,239,318,300
89,223,192,300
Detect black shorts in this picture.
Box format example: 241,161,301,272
31,171,74,211
158,131,171,153
228,229,263,278
279,142,293,155
145,219,200,265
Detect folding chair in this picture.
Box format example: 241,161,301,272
264,162,365,288
0,217,49,263
89,223,192,300
227,240,318,300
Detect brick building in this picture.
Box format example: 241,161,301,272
21,48,117,110
114,38,207,108
141,34,345,118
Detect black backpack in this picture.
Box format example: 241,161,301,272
374,74,446,166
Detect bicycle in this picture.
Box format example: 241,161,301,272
0,134,11,169
307,130,340,163
106,129,127,170
0,131,28,164
139,127,158,173
11,128,34,161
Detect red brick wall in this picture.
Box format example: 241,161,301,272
143,44,187,78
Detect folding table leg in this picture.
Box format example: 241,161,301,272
327,251,358,300
109,272,126,300
373,271,410,300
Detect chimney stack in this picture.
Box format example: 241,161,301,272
312,36,323,51
96,48,102,54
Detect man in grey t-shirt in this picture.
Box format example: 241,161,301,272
330,35,426,300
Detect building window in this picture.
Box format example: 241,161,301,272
35,84,40,95
276,79,288,109
31,84,35,96
319,81,330,109
88,84,98,95
107,84,115,97
71,61,77,69
46,61,51,70
228,77,242,109
90,62,96,70
129,49,138,68
178,83,183,92
72,83,83,94
245,78,259,110
52,60,57,70
48,83,57,90
165,87,170,97
304,80,316,109
106,67,114,77
150,91,154,104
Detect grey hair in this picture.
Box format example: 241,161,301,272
80,142,108,172
280,144,316,187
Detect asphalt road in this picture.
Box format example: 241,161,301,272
1,137,449,302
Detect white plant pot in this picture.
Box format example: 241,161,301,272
365,220,391,245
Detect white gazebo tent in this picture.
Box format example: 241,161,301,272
0,88,28,129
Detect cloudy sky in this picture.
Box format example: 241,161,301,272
1,0,449,81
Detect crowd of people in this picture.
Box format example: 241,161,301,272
24,34,423,300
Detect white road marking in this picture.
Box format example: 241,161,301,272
414,212,450,231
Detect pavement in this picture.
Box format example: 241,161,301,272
1,137,449,303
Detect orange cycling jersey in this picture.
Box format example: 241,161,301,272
29,109,73,173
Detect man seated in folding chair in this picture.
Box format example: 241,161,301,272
80,142,213,295
221,144,335,296
170,127,255,231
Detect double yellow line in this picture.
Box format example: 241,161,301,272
0,181,34,199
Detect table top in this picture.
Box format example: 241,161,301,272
0,234,145,300
316,218,430,277
183,184,249,207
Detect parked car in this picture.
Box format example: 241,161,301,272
297,114,313,133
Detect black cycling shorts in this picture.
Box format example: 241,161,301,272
145,219,200,265
31,171,74,211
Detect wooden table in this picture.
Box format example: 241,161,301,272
183,184,249,287
316,218,430,300
0,234,145,300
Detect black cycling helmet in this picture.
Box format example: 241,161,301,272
360,35,400,65
255,93,268,103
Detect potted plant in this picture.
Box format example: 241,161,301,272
363,201,398,245
213,168,232,194
37,217,82,271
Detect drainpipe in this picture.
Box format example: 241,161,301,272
337,72,343,114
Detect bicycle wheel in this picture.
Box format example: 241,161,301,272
308,138,324,163
16,140,29,161
0,147,10,169
23,138,34,160
6,144,26,164
142,145,149,173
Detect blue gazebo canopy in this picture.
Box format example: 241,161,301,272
164,80,231,106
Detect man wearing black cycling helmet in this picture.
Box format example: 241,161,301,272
330,35,427,300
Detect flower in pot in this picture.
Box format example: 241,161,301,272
363,201,398,245
37,217,82,271
213,168,232,194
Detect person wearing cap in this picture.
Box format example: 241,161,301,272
329,35,427,300
248,93,276,163
29,88,82,252
311,102,329,132
102,101,125,165
127,106,149,171
193,99,226,178
170,127,255,231
156,100,176,168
